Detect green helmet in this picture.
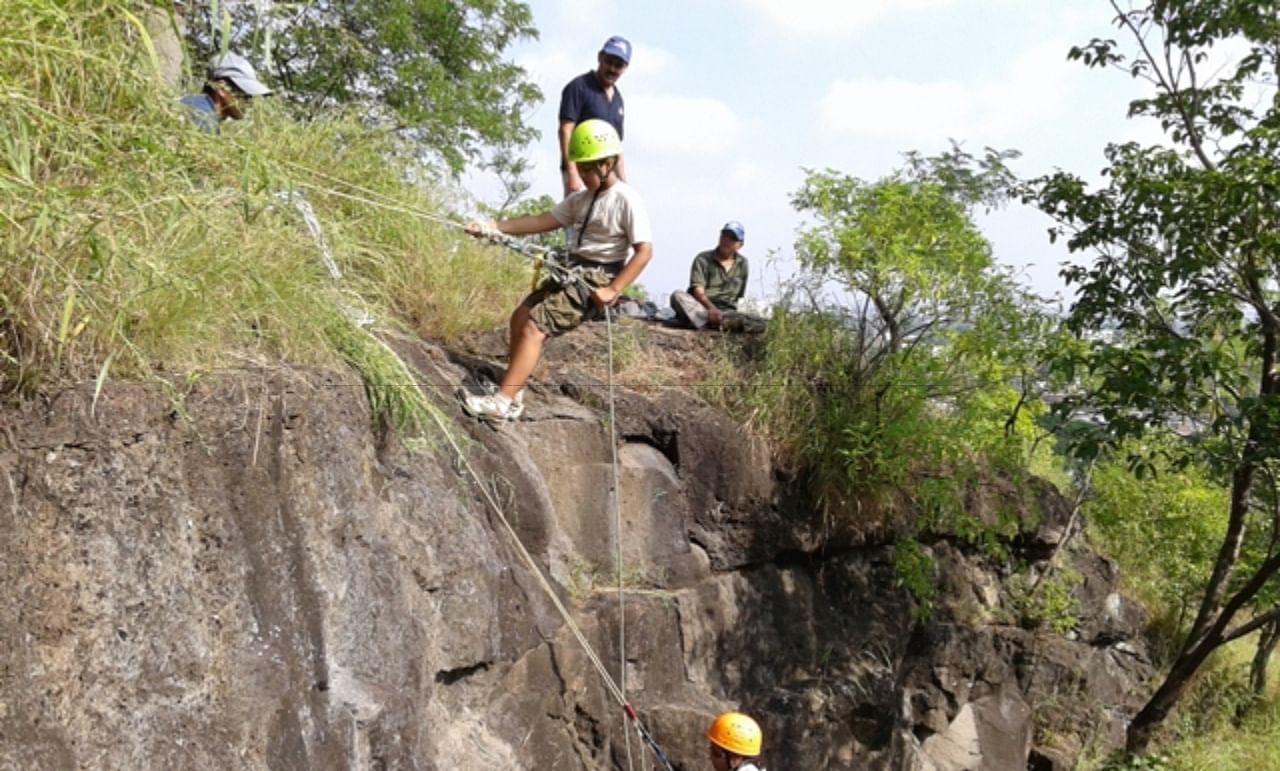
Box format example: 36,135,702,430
568,119,622,163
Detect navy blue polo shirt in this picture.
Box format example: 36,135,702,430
558,71,625,139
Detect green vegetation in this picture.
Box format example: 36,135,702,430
1032,0,1280,752
726,147,1055,543
0,0,529,427
1005,567,1081,636
1085,441,1230,664
4,2,1279,766
1085,641,1280,771
179,0,542,176
1081,441,1280,769
892,540,936,617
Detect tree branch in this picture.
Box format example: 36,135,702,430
1110,0,1216,169
1223,605,1280,646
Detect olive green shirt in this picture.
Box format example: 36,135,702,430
689,249,749,311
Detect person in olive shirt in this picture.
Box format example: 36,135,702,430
670,221,751,330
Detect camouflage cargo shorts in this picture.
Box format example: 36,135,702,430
524,266,617,336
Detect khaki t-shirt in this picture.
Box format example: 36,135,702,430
552,181,652,265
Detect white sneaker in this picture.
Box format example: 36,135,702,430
463,392,521,422
480,381,525,419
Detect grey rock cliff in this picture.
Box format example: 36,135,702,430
0,329,1152,770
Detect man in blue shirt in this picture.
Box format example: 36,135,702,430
181,52,273,133
558,36,630,195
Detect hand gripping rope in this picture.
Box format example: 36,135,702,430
280,159,602,304
279,159,674,770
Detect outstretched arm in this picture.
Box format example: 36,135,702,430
466,212,562,237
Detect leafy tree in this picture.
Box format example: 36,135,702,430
791,145,1019,356
1085,437,1230,652
179,0,542,176
753,148,1053,526
1032,0,1280,753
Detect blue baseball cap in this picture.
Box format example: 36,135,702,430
601,36,632,64
721,221,745,241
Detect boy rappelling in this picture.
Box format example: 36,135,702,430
462,119,653,422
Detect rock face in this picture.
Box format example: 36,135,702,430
0,328,1152,770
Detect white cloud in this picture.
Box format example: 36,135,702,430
741,0,954,37
729,160,766,187
818,41,1078,143
517,46,679,128
625,94,743,155
542,0,611,37
627,46,676,79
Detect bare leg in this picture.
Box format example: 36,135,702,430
500,304,546,399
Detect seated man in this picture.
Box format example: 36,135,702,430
181,51,273,133
670,221,751,330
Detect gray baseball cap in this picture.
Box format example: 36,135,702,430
208,52,273,97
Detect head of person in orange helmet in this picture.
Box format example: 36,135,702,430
707,711,764,771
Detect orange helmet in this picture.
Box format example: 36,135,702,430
707,711,762,757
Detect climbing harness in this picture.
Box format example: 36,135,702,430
280,158,669,770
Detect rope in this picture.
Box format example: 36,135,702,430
287,171,587,288
281,157,675,768
428,406,674,770
279,158,461,230
605,305,636,771
279,159,578,277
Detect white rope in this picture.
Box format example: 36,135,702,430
430,412,675,747
281,157,671,767
290,178,458,230
274,190,340,280
282,166,576,286
279,159,459,227
605,306,636,771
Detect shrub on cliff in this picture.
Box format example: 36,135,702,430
730,147,1058,537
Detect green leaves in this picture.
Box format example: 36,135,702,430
1032,0,1280,751
746,149,1053,533
791,147,1020,358
181,0,542,176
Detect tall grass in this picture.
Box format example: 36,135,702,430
0,0,527,428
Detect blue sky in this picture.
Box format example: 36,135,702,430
468,0,1165,303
